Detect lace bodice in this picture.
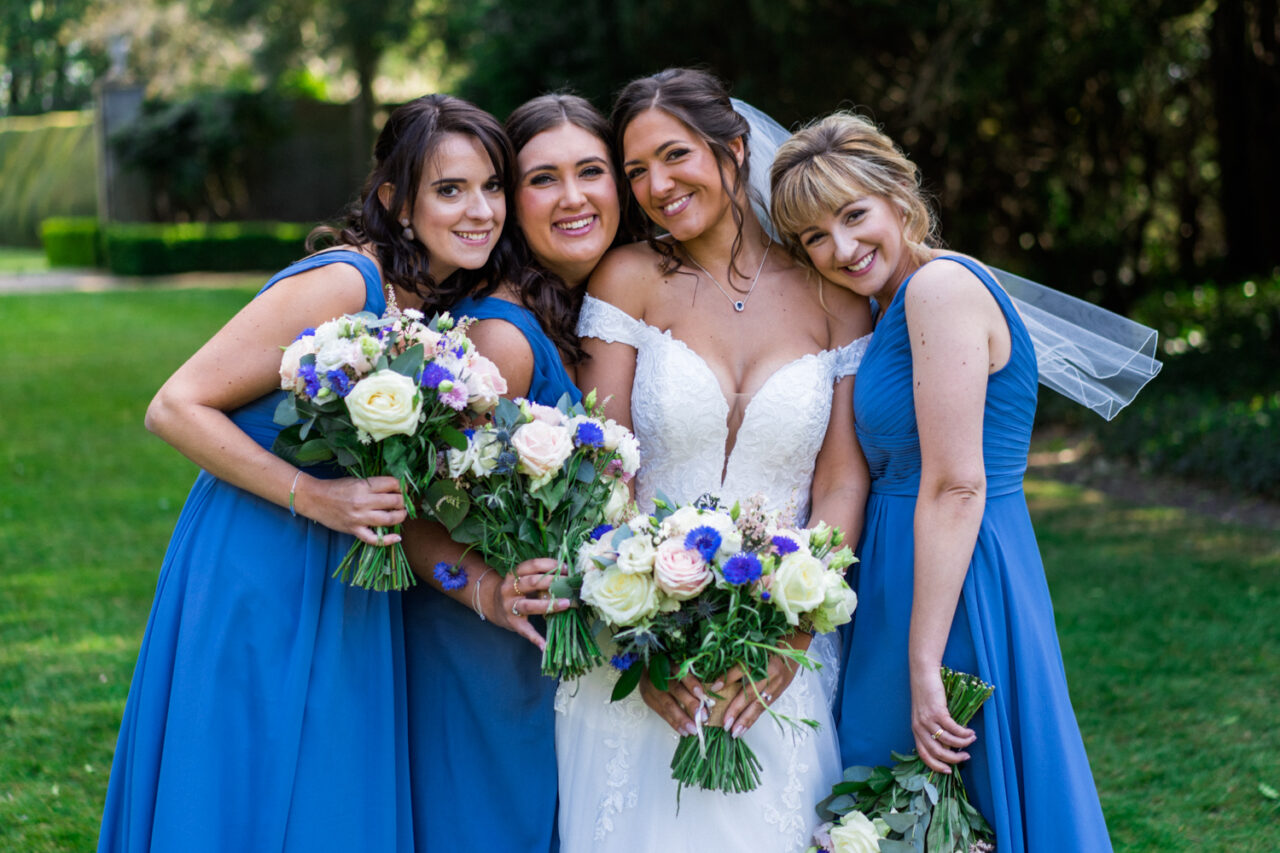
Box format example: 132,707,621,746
577,294,869,523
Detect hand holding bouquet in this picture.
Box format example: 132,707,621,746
580,494,858,796
427,391,640,679
274,307,505,590
810,667,996,853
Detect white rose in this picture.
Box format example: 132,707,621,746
279,336,316,391
315,337,366,374
652,539,712,600
345,369,422,441
463,354,507,414
812,570,858,633
575,535,618,575
615,534,656,574
602,477,633,525
581,565,660,626
828,811,884,853
511,419,574,487
770,551,828,626
660,505,705,538
446,429,503,479
445,436,478,478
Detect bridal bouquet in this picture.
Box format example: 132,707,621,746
580,494,858,795
427,392,640,679
273,307,505,590
808,667,996,853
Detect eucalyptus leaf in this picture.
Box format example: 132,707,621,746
609,526,635,548
548,576,576,599
273,395,299,426
495,397,522,429
878,840,918,853
575,457,596,483
882,812,920,833
390,343,424,377
843,765,875,783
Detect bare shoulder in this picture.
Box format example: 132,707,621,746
816,273,873,346
585,242,663,318
905,255,994,314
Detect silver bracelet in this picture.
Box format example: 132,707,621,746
472,568,494,621
288,470,303,518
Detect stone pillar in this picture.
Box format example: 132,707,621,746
94,35,149,223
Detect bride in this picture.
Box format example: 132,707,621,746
554,68,873,851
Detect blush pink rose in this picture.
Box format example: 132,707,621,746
464,354,507,414
511,419,574,486
652,539,712,600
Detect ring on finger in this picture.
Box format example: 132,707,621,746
760,691,773,704
511,602,520,616
931,727,944,740
513,576,522,596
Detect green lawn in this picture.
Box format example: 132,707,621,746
0,246,50,273
1,288,1277,851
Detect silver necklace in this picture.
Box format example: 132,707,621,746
686,243,771,313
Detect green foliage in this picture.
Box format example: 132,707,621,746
1072,274,1280,498
101,221,311,275
110,91,287,221
0,112,97,248
40,217,102,268
0,0,106,115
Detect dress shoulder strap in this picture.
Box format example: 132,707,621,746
576,294,651,349
259,249,386,315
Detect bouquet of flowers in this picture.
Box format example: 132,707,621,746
808,667,996,853
578,494,858,796
274,307,506,590
427,391,640,679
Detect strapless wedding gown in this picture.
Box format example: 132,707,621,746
555,295,869,852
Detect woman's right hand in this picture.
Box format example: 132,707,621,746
639,674,744,736
484,557,574,649
293,474,407,544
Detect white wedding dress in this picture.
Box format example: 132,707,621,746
555,295,870,852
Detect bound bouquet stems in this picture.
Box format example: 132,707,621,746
669,677,766,796
812,666,996,853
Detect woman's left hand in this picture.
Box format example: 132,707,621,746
910,664,975,774
486,558,573,649
716,636,810,738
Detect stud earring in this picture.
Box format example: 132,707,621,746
400,217,414,241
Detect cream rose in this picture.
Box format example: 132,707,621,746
446,429,502,479
464,354,507,414
770,551,828,626
828,811,884,853
581,564,660,625
511,419,574,486
575,535,618,575
652,539,712,600
602,477,633,525
812,570,858,633
660,505,705,539
279,336,316,392
345,370,422,441
615,534,656,574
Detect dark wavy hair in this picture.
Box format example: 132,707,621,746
610,68,753,278
308,94,516,314
470,92,621,364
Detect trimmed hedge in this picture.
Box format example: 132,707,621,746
40,217,102,267
102,221,313,275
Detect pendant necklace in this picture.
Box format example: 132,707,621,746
686,243,771,313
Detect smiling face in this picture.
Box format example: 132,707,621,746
621,107,742,243
408,132,506,281
515,122,620,286
796,193,917,299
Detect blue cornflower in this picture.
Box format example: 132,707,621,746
761,590,772,602
771,535,800,555
610,653,637,671
326,369,353,397
298,362,321,398
293,327,315,342
421,362,455,390
684,526,721,562
590,523,614,541
433,561,468,591
435,560,471,589
452,345,467,358
722,552,763,585
574,421,605,448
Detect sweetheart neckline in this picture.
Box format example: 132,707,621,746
582,295,870,487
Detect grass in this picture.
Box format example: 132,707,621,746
0,246,50,273
2,287,1278,851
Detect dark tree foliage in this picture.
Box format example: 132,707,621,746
435,0,1278,307
1,0,108,115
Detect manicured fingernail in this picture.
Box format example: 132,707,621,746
731,724,744,739
692,686,707,701
695,706,708,724
682,723,697,736
723,714,735,730
711,680,724,691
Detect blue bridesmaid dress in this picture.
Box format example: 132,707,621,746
403,295,580,852
98,250,413,853
837,255,1112,851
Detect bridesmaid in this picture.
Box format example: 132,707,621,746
770,113,1113,851
97,94,510,853
400,93,622,852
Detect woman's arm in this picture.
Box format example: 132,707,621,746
905,262,1007,773
145,262,407,543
